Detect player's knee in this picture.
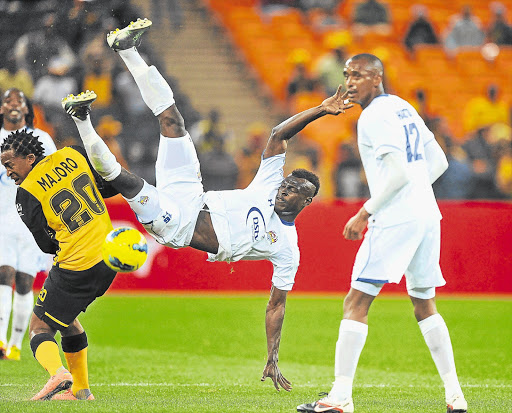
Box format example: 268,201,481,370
0,265,16,284
15,272,34,294
158,106,186,138
112,169,145,199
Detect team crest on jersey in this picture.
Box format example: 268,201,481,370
267,231,278,244
139,195,149,205
16,203,23,217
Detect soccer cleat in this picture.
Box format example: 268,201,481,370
30,369,73,401
297,396,354,413
447,395,467,413
107,18,152,52
61,91,97,120
0,341,6,359
5,345,20,361
52,389,95,401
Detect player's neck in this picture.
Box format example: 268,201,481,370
2,120,26,132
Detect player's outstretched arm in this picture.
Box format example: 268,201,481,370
263,86,353,159
260,286,292,392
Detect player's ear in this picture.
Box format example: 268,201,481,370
27,153,36,166
304,196,313,206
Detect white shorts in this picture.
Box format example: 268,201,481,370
351,219,446,295
0,229,46,276
126,134,205,248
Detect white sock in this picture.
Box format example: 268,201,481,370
8,291,33,349
329,319,368,401
419,314,463,400
118,47,149,78
0,285,13,344
72,117,121,181
118,47,174,116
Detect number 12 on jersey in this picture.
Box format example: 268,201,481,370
404,122,423,163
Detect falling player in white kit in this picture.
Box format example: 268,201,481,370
0,88,57,360
298,54,467,413
62,19,353,391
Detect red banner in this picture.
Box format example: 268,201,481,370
34,197,512,294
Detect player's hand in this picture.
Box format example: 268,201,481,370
343,207,370,240
261,360,292,392
321,86,353,115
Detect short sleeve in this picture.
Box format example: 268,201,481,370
271,262,298,291
364,114,404,159
246,154,285,191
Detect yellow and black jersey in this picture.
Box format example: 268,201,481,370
16,145,119,271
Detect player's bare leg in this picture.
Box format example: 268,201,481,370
411,296,467,413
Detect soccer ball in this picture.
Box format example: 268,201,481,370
102,227,148,273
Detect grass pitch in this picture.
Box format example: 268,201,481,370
0,294,510,412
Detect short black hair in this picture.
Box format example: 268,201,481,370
349,53,384,76
1,129,45,158
291,168,320,197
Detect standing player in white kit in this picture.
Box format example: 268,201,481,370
0,89,56,361
297,54,467,413
62,19,353,391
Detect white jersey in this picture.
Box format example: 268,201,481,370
0,127,57,271
204,154,300,291
357,94,441,227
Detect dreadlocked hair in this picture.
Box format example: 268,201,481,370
0,129,45,158
291,168,320,197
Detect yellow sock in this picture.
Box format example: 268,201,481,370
64,347,89,394
34,341,64,376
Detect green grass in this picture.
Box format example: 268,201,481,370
1,294,511,412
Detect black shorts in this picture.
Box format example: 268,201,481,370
33,260,117,331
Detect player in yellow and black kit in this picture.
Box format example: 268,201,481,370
0,129,119,401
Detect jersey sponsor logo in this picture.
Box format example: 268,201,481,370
246,207,266,242
16,203,23,216
162,212,172,223
36,158,79,192
267,230,278,244
268,198,274,207
139,195,149,205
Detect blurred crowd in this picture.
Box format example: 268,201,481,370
269,0,512,200
1,0,511,200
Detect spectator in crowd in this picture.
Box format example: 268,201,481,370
432,131,475,199
193,108,232,154
309,4,347,34
95,115,129,171
260,0,298,15
463,126,503,199
313,31,349,96
352,0,391,36
199,135,239,191
444,5,485,52
334,140,366,198
463,84,510,134
496,140,512,198
32,57,78,140
13,12,77,81
410,88,435,128
236,122,267,188
0,51,34,98
487,2,512,45
404,5,439,52
300,0,339,13
80,42,116,119
286,51,317,104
